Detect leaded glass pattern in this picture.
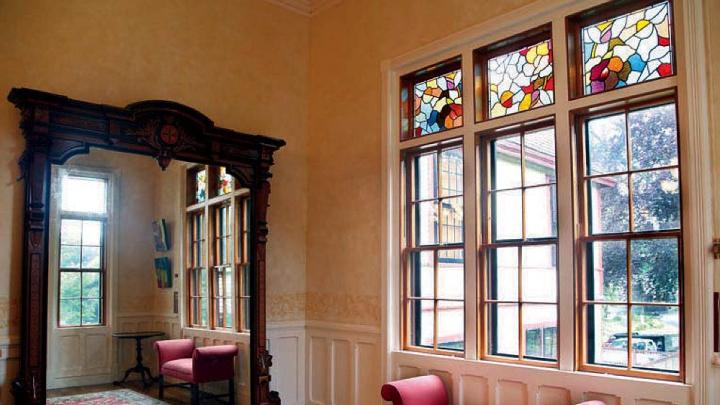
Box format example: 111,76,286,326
413,70,463,137
196,169,207,203
581,1,673,95
488,40,554,118
217,167,233,196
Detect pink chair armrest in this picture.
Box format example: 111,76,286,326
576,402,607,405
192,344,238,383
154,339,195,369
381,375,448,405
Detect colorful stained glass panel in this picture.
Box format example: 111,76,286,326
217,167,233,196
196,169,207,203
581,1,673,95
413,70,463,136
488,40,554,118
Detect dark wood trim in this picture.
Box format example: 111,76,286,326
7,87,285,405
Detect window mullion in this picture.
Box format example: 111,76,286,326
462,133,478,360
553,98,576,372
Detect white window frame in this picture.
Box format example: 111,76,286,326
381,0,713,403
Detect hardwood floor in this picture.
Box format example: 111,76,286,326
47,380,226,404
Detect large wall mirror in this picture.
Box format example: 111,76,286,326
7,88,284,405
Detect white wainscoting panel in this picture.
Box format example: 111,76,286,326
305,321,381,405
268,321,306,405
392,351,692,405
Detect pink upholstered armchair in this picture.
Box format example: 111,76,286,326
154,339,238,405
381,375,448,405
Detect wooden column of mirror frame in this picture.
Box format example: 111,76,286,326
7,87,285,405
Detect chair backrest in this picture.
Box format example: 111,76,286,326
192,344,239,383
381,375,449,405
154,338,195,368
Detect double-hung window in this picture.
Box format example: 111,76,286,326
57,174,108,327
186,165,251,332
397,0,682,381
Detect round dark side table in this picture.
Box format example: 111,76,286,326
112,331,165,388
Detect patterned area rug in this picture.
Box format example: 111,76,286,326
47,389,169,404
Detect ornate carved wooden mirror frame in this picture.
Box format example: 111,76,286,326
7,88,285,405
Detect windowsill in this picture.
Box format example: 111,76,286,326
182,326,250,337
392,350,691,388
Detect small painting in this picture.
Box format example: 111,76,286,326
154,257,172,288
152,219,169,251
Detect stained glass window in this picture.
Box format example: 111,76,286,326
217,167,233,196
196,169,207,203
412,70,463,137
580,1,673,95
487,40,554,118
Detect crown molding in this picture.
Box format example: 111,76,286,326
263,0,340,16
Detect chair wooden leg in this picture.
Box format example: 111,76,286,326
191,383,200,405
158,375,164,399
228,378,235,405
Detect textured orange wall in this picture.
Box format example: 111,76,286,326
305,0,537,326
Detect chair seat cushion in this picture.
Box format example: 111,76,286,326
161,358,195,383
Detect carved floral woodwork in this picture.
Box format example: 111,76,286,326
7,88,285,405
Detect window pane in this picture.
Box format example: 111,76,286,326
60,272,81,299
200,268,208,295
200,298,208,326
82,221,102,246
521,245,557,302
489,303,519,356
60,245,81,269
60,299,81,327
82,272,101,298
437,300,464,351
81,299,101,325
525,185,557,239
61,219,82,245
415,201,439,246
488,247,518,301
224,267,233,298
581,1,673,95
440,147,463,197
438,250,464,300
441,197,463,244
631,305,679,372
632,169,680,232
225,298,233,328
410,251,433,298
629,104,678,170
217,167,234,196
587,304,628,367
523,304,557,360
196,169,207,203
586,114,627,175
524,127,556,186
631,238,679,303
81,246,101,269
587,240,627,301
413,70,463,136
61,176,107,214
414,153,437,201
492,190,522,240
491,136,522,190
409,299,434,348
589,175,629,234
487,39,554,119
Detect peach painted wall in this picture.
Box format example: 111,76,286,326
305,0,537,326
0,0,309,400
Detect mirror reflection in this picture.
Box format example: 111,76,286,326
46,149,251,404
